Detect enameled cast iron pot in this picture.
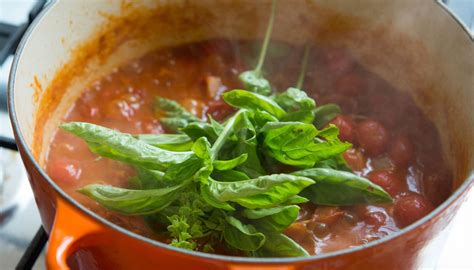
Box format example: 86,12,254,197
7,1,474,269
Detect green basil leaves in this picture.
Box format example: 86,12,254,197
60,0,395,258
293,168,392,205
261,122,351,168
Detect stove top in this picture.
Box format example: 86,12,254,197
0,2,48,269
0,1,472,269
0,106,45,270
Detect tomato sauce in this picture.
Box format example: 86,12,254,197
46,40,452,255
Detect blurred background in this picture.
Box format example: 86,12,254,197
0,1,472,269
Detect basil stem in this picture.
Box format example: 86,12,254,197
255,0,278,74
295,44,310,89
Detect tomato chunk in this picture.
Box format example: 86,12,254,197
353,205,387,227
284,222,315,252
365,211,387,227
329,115,356,144
304,207,344,237
393,193,434,228
343,148,366,172
311,206,344,225
297,203,314,221
204,75,224,99
356,120,389,156
206,99,236,121
367,170,404,197
389,135,414,167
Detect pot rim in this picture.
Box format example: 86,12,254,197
7,0,474,263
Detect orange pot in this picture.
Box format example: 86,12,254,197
8,1,473,269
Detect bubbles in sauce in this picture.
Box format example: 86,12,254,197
46,40,452,256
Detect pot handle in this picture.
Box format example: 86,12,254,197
46,197,105,270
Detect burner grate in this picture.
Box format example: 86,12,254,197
15,227,48,270
0,0,45,64
0,136,48,269
0,1,47,268
0,135,18,151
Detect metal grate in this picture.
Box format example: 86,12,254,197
15,227,48,270
0,1,47,269
0,0,45,64
0,139,48,270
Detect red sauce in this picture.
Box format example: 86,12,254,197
46,40,452,255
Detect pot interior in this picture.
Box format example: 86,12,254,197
10,0,474,254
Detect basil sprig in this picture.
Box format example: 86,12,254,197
60,0,392,257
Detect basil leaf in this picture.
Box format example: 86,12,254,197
195,164,213,184
223,216,265,251
243,205,299,219
210,110,246,159
254,110,279,127
242,205,299,232
293,168,392,205
228,111,266,178
237,0,277,97
200,183,235,211
78,183,184,215
181,122,220,142
155,97,201,133
211,170,250,182
222,90,286,119
317,124,340,141
209,116,223,131
275,87,316,123
164,156,202,182
281,110,315,124
313,103,341,129
239,70,272,96
130,167,166,189
61,122,193,170
253,233,309,257
206,174,314,209
316,155,351,172
192,137,212,160
213,153,248,171
136,134,193,151
191,137,213,184
284,195,309,205
214,111,265,178
261,122,351,168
